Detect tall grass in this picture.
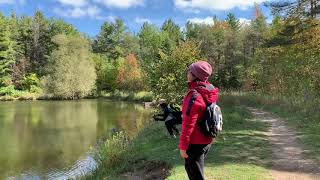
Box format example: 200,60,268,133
88,131,132,179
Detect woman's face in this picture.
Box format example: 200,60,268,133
187,71,196,82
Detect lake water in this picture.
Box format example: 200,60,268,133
0,99,152,179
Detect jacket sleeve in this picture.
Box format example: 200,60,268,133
179,93,203,150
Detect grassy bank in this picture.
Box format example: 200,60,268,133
87,97,272,179
100,91,153,102
0,92,39,101
224,93,320,164
0,90,153,102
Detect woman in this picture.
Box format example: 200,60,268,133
179,61,219,180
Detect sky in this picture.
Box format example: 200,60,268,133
0,0,273,37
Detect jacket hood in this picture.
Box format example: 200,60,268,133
189,81,219,104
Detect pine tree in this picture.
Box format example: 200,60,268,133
0,13,15,85
93,19,126,60
226,13,240,31
30,11,50,75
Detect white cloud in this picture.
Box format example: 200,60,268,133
53,6,102,19
174,0,267,11
94,15,116,21
239,18,251,25
266,17,273,24
56,0,88,7
135,17,151,24
188,17,214,25
0,0,25,5
94,0,144,9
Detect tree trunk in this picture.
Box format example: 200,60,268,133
311,0,315,18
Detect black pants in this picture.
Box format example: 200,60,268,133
185,144,212,180
165,120,179,135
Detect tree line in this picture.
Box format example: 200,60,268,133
0,0,319,101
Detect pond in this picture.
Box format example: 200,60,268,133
0,99,152,179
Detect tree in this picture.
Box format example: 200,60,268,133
185,22,202,40
193,19,229,88
116,54,145,92
153,40,201,103
92,53,118,92
161,19,182,42
49,19,78,36
267,0,319,19
30,11,51,75
0,13,15,86
224,14,243,89
226,13,240,31
93,19,127,60
9,15,33,87
122,32,140,56
138,23,164,87
43,34,96,99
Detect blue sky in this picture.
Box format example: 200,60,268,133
0,0,272,37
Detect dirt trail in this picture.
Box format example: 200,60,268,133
249,108,320,180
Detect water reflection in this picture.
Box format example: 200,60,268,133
0,100,151,179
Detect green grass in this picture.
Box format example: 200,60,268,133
222,93,320,164
87,98,272,180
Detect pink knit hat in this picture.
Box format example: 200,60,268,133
189,61,212,81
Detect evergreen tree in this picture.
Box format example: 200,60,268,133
0,13,15,86
226,13,240,31
30,11,50,75
93,19,126,60
161,19,182,43
138,23,163,86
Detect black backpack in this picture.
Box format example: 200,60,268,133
186,89,223,138
198,102,223,138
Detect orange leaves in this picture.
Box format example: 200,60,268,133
116,54,145,91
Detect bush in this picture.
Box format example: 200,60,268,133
0,85,35,100
30,85,42,94
0,85,15,96
19,73,41,91
0,76,12,87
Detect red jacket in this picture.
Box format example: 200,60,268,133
179,81,219,150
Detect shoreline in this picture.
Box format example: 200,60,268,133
0,91,154,103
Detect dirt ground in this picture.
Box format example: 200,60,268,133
249,108,320,180
121,161,171,180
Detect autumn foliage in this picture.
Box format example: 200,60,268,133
116,54,145,92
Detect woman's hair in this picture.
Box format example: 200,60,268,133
190,72,201,82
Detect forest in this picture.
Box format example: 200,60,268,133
0,0,319,102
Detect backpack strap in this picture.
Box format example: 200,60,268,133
186,89,199,116
195,84,215,105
